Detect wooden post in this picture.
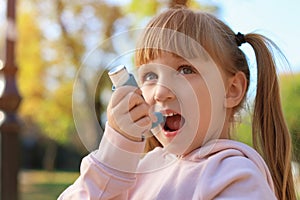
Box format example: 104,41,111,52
0,0,21,199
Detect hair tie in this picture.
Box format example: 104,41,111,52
235,32,246,46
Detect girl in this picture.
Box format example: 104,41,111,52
59,6,296,200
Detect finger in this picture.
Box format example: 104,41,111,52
134,116,152,131
126,115,152,136
128,92,145,111
111,91,145,117
110,86,140,108
109,96,146,127
129,103,151,122
115,113,150,137
149,112,158,123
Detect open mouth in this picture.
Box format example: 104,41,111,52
163,112,185,133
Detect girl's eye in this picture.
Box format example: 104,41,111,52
178,65,196,75
143,72,158,82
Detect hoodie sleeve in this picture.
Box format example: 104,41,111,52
57,123,146,200
197,150,277,200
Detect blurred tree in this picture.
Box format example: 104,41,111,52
16,0,218,170
234,73,300,166
280,73,300,164
17,0,73,170
126,0,217,25
16,0,125,170
17,0,138,170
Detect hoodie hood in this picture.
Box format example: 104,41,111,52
181,139,275,191
138,139,275,192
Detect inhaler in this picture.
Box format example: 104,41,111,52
108,65,165,128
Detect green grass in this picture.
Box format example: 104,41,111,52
19,170,79,200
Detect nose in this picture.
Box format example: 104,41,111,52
153,84,175,102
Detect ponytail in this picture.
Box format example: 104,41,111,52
245,34,296,200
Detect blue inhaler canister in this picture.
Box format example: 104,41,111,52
108,65,164,128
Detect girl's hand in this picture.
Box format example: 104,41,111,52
107,86,153,142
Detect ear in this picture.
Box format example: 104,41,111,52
224,71,247,108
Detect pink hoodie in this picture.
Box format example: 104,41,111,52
58,124,277,199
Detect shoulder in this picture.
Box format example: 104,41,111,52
192,140,270,172
194,139,277,199
213,140,272,178
203,139,274,184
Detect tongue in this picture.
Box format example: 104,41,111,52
166,115,182,131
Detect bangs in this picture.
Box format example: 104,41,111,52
134,8,235,70
135,27,208,66
135,9,208,66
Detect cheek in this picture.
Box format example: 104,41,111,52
197,87,211,112
179,80,212,143
141,86,154,104
196,86,212,126
189,79,212,112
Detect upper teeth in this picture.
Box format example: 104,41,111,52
164,112,177,117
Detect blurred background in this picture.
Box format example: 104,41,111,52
0,0,299,199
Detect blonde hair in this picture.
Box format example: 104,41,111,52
135,7,296,200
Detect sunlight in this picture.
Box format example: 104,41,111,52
0,73,5,97
0,110,6,126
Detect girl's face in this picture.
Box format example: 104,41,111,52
138,52,228,155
